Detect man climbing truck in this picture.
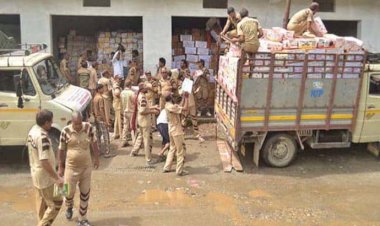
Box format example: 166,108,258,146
215,45,380,168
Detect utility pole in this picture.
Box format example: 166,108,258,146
283,0,292,29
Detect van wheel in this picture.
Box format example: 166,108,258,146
262,133,297,168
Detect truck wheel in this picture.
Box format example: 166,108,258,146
262,133,297,168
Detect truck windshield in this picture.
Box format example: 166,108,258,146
33,57,68,96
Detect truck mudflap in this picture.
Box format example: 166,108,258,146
215,102,237,149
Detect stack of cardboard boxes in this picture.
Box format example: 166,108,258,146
171,29,218,77
58,30,97,75
96,31,143,65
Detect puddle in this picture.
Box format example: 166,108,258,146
249,189,272,198
136,189,194,206
0,186,34,211
205,192,247,225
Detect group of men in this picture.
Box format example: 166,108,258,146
220,3,321,55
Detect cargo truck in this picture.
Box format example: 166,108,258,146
215,47,380,168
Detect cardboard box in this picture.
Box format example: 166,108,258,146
183,41,195,48
189,63,198,70
172,35,179,42
197,48,209,55
344,37,363,51
186,55,199,63
195,41,208,48
180,35,193,42
199,55,211,62
185,47,197,55
173,55,186,62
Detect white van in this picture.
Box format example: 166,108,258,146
0,45,91,149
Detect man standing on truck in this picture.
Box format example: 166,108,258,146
92,83,114,158
220,7,241,38
231,8,263,55
287,2,320,37
27,109,64,226
60,53,75,85
58,111,99,226
163,92,189,176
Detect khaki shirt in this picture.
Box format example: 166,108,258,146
77,57,83,69
156,67,164,80
60,59,70,75
121,88,135,113
237,17,262,47
193,69,209,100
27,125,56,189
165,102,184,136
58,122,97,169
93,93,106,122
98,77,112,100
88,67,98,90
77,67,91,89
137,93,152,128
127,67,139,86
158,78,174,96
179,68,191,80
144,79,158,101
112,81,122,111
289,8,314,26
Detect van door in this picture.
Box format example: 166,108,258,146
359,73,380,142
0,69,40,146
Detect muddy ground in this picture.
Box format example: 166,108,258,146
1,123,380,226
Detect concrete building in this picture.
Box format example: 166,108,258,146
0,0,379,71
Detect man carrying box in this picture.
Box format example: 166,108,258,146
287,2,321,37
221,7,241,38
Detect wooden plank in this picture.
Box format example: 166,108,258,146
217,140,232,172
223,141,243,172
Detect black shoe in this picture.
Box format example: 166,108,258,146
65,207,73,220
176,171,189,177
77,220,93,226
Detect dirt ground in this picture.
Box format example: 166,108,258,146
1,123,380,226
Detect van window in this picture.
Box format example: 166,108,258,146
21,69,36,96
0,70,19,93
369,74,380,95
33,58,68,96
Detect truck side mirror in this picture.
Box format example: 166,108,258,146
15,71,24,108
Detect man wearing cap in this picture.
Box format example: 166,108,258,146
98,71,113,129
158,67,176,110
121,79,136,147
287,2,320,37
130,83,160,166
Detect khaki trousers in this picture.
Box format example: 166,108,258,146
104,97,112,126
183,105,199,136
131,126,152,162
35,185,63,226
164,134,185,175
159,96,166,110
65,167,92,222
113,109,122,137
122,112,132,141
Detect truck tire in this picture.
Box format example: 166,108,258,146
262,133,297,168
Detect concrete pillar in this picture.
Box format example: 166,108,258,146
143,14,172,73
20,11,52,52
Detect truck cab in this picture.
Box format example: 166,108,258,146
0,45,91,148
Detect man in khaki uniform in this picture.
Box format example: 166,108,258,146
112,76,122,139
130,83,159,166
77,61,91,90
158,67,175,110
92,84,113,158
287,2,320,37
27,109,63,226
88,62,99,96
144,71,159,129
58,112,99,226
232,8,263,54
163,93,189,176
121,79,136,147
77,52,87,70
193,60,211,117
127,59,140,86
60,53,75,84
98,71,112,128
221,7,241,38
